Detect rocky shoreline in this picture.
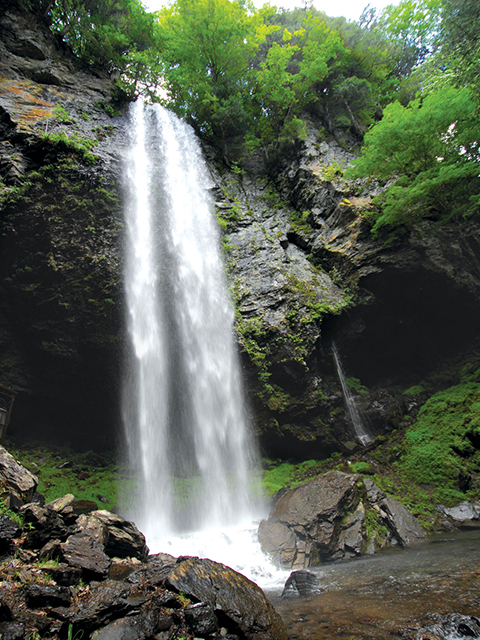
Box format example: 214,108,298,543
0,446,287,640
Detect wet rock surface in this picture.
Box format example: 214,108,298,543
402,614,480,640
282,570,320,598
258,471,426,568
0,502,286,639
0,451,288,640
0,2,126,450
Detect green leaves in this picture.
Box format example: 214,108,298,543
348,85,480,234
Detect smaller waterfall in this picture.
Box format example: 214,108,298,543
332,343,372,446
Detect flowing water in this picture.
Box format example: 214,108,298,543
270,529,480,640
121,101,264,563
332,342,372,445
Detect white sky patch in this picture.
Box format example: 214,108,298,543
142,0,402,22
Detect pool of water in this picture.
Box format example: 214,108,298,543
268,529,480,640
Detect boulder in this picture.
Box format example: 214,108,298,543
379,496,427,546
46,494,75,513
166,556,289,640
442,501,480,523
20,503,69,549
282,570,320,598
259,471,426,568
405,613,480,640
0,446,37,507
259,471,365,567
89,510,149,560
0,622,24,639
60,532,111,578
90,614,155,640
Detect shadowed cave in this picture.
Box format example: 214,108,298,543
323,266,480,388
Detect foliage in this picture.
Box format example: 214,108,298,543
345,377,368,395
398,370,480,502
33,0,157,73
348,85,480,234
41,130,99,165
262,459,321,495
0,498,24,526
154,0,270,157
440,0,480,93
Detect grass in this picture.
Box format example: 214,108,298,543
8,446,121,513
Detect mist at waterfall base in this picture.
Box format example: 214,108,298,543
121,100,286,588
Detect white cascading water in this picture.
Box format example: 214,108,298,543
332,342,372,446
122,100,285,588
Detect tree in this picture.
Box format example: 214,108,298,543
40,0,157,71
154,0,271,155
348,85,480,235
441,0,480,93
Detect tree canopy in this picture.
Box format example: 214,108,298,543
26,0,480,232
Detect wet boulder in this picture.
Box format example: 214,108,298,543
20,503,69,549
259,471,366,567
166,556,289,640
403,613,480,640
60,532,111,579
282,570,320,598
0,622,24,639
89,510,149,561
25,584,72,609
90,613,155,640
259,471,426,568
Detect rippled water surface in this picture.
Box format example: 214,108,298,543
269,529,480,640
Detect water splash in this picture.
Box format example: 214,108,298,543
121,101,262,546
332,342,372,446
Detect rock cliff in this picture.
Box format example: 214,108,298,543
2,1,480,458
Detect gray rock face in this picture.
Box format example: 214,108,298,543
89,510,149,561
0,446,37,507
0,4,125,450
442,501,480,524
380,496,427,547
258,471,426,568
61,532,111,578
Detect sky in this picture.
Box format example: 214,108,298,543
142,0,401,23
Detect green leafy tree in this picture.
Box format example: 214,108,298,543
250,17,347,153
348,85,480,234
154,0,272,158
39,0,157,71
441,0,480,93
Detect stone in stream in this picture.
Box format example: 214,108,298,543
403,613,480,640
258,471,426,569
282,570,321,598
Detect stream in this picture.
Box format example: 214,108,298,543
267,529,480,640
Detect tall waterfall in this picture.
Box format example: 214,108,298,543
121,101,260,546
332,343,372,446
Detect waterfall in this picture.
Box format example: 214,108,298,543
332,343,372,446
121,100,260,547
